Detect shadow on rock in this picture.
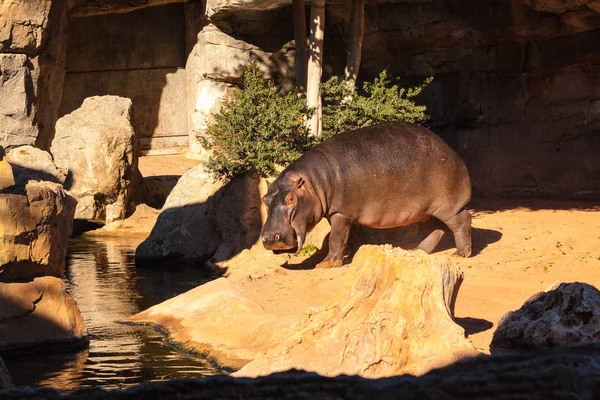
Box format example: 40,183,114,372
135,167,263,271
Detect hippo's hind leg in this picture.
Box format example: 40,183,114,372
415,217,445,254
316,214,352,269
441,208,472,257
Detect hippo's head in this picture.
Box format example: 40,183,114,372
261,172,322,253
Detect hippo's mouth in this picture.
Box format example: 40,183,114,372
271,228,303,254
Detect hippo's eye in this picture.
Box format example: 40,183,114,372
285,193,296,208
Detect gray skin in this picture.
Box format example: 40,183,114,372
261,121,472,268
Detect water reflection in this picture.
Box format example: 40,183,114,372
4,237,225,391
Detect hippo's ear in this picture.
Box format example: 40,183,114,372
295,177,305,189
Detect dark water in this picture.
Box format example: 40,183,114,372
3,237,227,391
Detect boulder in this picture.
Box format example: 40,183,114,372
51,96,139,224
491,282,600,354
129,277,297,369
0,276,87,351
0,1,68,150
235,246,478,378
185,19,294,158
135,166,262,265
6,145,66,186
0,0,53,55
0,145,15,190
0,54,37,148
0,181,76,282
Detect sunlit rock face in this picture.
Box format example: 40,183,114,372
0,277,87,351
0,0,68,150
131,246,478,377
0,181,76,282
51,96,139,224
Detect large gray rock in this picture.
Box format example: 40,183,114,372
0,54,37,148
186,12,294,158
0,181,76,282
0,0,53,55
0,0,68,150
0,276,87,351
51,96,139,224
491,282,600,354
135,166,262,265
6,145,66,186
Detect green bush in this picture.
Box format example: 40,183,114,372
320,70,432,140
202,64,432,179
201,63,312,179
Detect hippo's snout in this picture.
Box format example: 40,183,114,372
261,231,297,251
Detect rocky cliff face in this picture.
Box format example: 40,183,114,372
1,0,598,198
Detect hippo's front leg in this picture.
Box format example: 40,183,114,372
316,214,352,269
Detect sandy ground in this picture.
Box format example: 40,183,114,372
116,155,600,355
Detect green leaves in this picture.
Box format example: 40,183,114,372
320,70,432,140
202,63,313,179
202,64,432,179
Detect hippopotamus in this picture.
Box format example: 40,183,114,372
261,121,472,268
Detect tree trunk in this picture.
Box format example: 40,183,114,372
344,0,364,85
235,246,478,378
293,0,308,92
306,0,325,137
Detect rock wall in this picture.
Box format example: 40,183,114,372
327,0,600,198
59,3,189,152
0,0,68,150
2,0,599,198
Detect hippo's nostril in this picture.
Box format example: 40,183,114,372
274,233,280,241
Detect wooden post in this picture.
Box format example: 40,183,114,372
306,0,325,137
344,0,364,85
293,0,308,92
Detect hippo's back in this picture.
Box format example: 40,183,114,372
300,121,471,225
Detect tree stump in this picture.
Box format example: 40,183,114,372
235,245,478,378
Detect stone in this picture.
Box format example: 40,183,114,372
491,282,600,354
0,0,53,55
135,165,262,265
235,246,478,378
0,181,76,282
0,54,37,148
129,277,297,369
6,145,66,186
0,145,15,190
0,276,87,351
0,0,68,150
51,96,139,224
185,18,294,158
